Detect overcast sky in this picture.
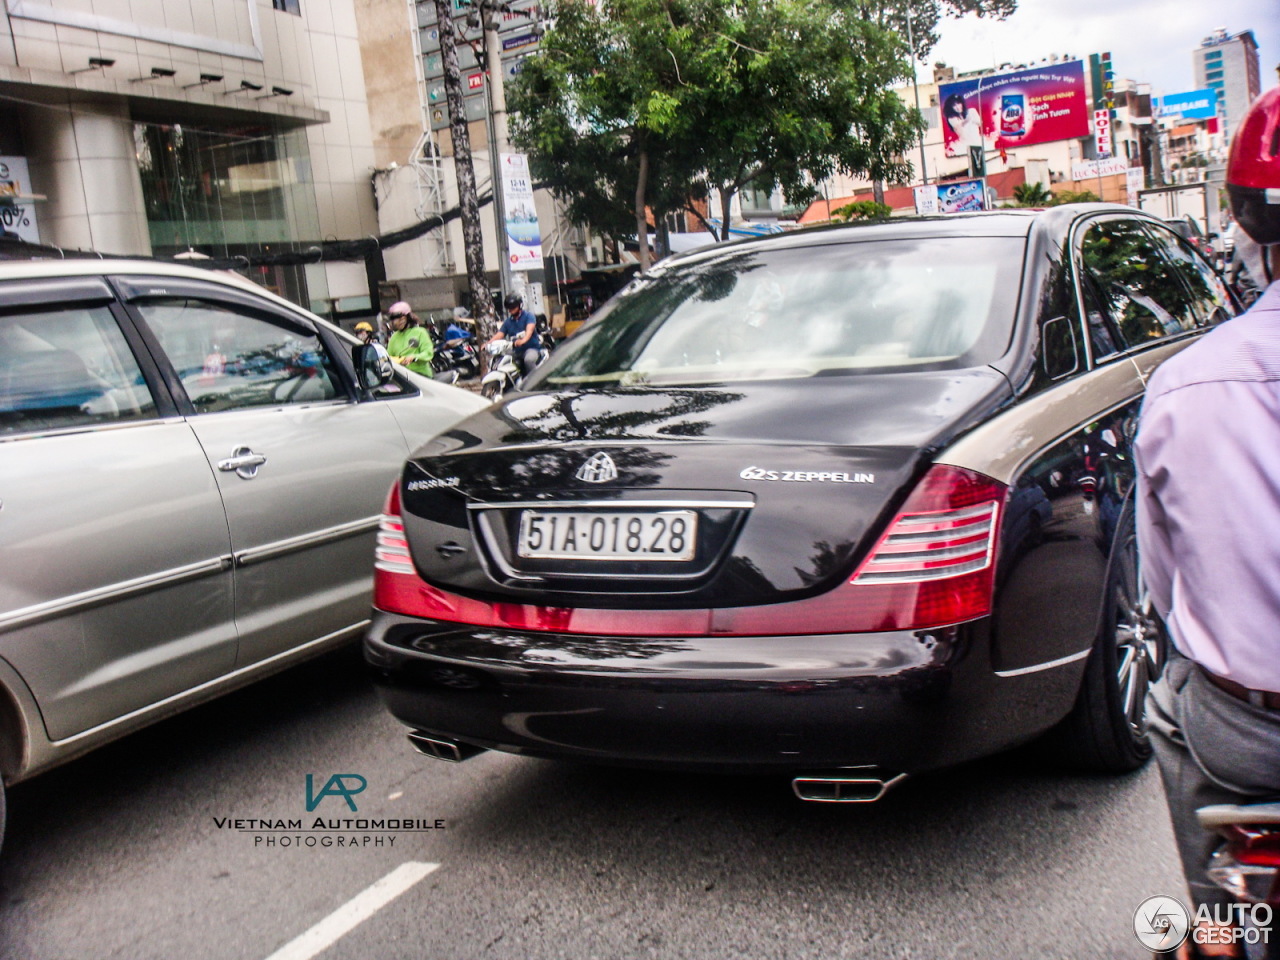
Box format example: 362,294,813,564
926,0,1278,99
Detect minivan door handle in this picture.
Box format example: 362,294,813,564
217,446,268,480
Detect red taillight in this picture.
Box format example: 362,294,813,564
374,464,1007,637
1228,826,1280,867
714,464,1006,634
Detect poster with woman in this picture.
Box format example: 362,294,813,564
939,60,1090,159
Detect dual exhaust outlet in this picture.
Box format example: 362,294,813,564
408,731,906,802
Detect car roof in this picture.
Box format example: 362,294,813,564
0,257,308,318
659,204,1138,270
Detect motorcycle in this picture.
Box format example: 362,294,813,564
1196,802,1280,957
431,324,480,381
479,338,550,400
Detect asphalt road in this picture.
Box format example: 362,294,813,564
0,644,1185,960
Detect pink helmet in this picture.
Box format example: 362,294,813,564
387,301,412,318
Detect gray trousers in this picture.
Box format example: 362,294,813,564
1148,654,1280,910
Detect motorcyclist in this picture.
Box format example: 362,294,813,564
488,292,541,379
444,307,476,352
354,320,380,345
384,301,435,377
1136,86,1280,959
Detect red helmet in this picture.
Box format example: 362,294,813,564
1227,86,1280,246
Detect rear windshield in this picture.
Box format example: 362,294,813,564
529,237,1025,388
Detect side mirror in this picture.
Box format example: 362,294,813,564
354,342,394,391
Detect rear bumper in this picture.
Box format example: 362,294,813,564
364,612,1085,774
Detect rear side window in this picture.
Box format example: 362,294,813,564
1078,219,1202,356
0,305,157,436
136,299,341,413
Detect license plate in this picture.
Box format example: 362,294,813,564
517,510,697,561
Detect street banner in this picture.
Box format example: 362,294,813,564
939,60,1090,158
500,152,543,269
915,178,988,215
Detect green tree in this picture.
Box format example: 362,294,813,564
1012,181,1053,206
510,0,1016,263
1050,188,1100,205
689,0,922,240
831,200,893,221
508,0,711,271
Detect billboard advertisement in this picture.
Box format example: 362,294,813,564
1156,89,1218,120
914,178,988,215
940,60,1090,157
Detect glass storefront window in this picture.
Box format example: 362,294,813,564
134,122,325,307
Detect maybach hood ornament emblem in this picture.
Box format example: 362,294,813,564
575,452,619,484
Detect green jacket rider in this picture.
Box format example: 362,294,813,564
385,301,434,376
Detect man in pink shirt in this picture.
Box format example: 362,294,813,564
1137,87,1280,958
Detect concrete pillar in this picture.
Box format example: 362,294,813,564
22,100,152,256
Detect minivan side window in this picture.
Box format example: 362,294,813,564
136,299,341,414
0,305,157,436
1078,219,1199,352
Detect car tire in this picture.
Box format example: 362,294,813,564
1054,501,1167,773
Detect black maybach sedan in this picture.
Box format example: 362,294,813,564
365,206,1236,801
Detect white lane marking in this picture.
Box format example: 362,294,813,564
263,861,439,960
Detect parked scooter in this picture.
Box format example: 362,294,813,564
1195,802,1280,957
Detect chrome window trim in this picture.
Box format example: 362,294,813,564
0,415,184,444
234,516,380,567
0,556,233,633
187,398,355,419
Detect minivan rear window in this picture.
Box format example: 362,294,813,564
530,237,1024,388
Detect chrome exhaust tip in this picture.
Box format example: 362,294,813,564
791,771,907,803
407,731,486,763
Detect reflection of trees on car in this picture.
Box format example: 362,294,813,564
1080,221,1208,347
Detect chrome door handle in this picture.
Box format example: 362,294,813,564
217,446,267,479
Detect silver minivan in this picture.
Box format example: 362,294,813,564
0,260,486,845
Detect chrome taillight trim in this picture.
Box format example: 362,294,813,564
375,513,414,574
854,500,1001,585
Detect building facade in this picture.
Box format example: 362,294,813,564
0,0,382,314
1193,28,1261,142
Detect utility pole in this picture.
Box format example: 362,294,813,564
904,4,928,184
433,0,498,342
482,2,514,297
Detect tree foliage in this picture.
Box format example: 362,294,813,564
1011,181,1052,206
831,200,893,221
1050,188,1100,205
509,0,1016,259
